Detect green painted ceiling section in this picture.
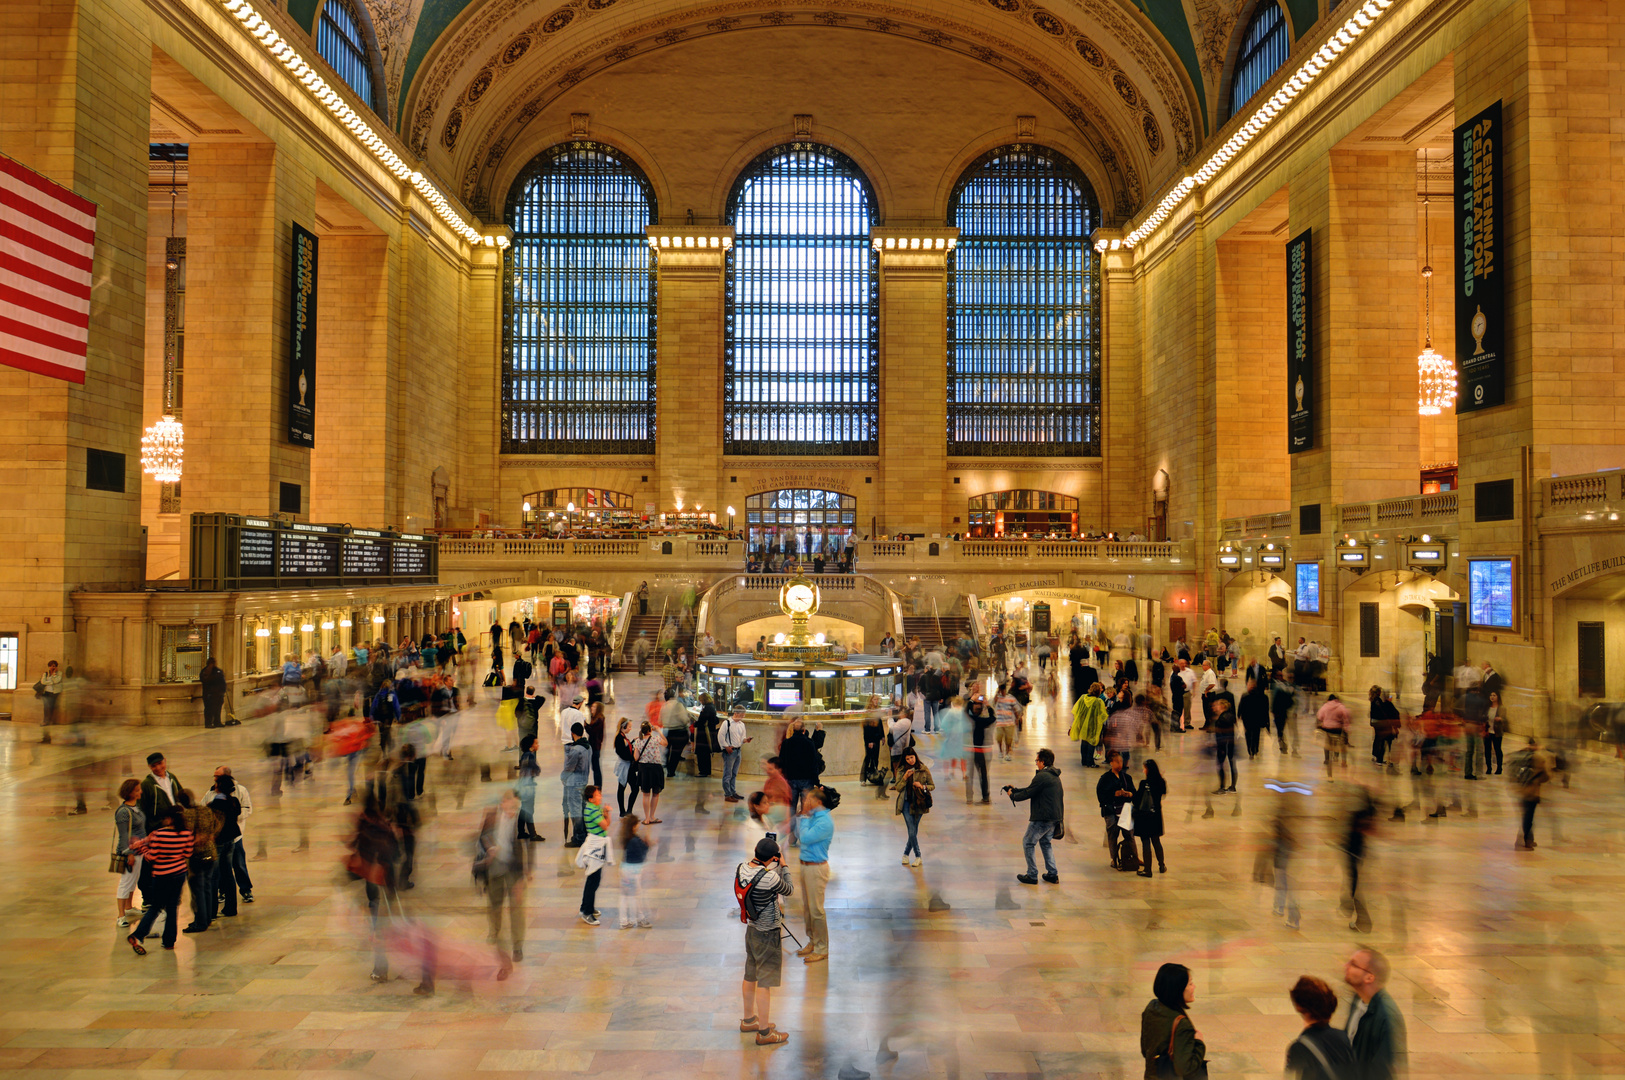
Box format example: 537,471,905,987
400,0,476,120
289,0,319,34
1282,0,1320,43
1126,0,1207,129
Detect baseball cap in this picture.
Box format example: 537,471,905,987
754,837,781,861
572,692,584,703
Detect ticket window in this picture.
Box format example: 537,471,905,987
806,675,841,713
730,677,759,709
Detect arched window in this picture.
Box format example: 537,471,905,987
725,144,878,456
1229,1,1289,118
745,489,856,556
967,490,1079,538
317,0,378,113
948,145,1100,456
503,142,657,454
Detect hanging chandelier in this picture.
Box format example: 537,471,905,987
1417,148,1457,416
144,151,186,483
140,416,184,483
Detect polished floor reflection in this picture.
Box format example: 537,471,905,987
3,667,1619,1080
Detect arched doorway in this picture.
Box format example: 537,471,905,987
745,489,856,558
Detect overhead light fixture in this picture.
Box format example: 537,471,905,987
1126,0,1399,249
1417,147,1458,416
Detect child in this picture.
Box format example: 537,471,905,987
618,813,651,928
578,785,611,926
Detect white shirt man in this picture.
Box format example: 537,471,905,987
328,647,347,678
559,696,590,745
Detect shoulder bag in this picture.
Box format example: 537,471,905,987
1154,1014,1209,1080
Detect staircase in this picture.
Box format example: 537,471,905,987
619,614,695,668
903,614,973,652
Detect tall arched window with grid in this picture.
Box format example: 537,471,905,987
725,144,878,456
1229,1,1289,118
502,142,658,454
947,145,1100,456
316,0,378,113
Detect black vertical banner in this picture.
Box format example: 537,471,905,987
288,223,318,446
1455,100,1504,412
1286,228,1313,453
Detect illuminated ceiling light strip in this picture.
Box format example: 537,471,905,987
1123,0,1398,249
218,0,509,250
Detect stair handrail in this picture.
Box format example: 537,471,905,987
608,589,635,665
655,593,672,654
930,595,945,652
966,593,990,655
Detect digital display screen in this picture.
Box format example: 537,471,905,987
392,542,430,576
239,528,275,576
1469,559,1515,628
343,537,388,576
766,685,801,708
1295,562,1321,615
278,534,338,577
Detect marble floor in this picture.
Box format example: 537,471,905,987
4,665,1624,1080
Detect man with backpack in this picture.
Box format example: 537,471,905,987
1511,738,1554,850
736,836,794,1046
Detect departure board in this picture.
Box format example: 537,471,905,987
189,514,439,590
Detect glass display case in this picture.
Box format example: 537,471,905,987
696,655,902,716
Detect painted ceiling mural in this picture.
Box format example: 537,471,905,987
288,0,1317,221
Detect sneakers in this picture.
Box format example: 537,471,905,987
1016,873,1039,885
637,918,653,928
621,921,636,929
911,855,922,867
580,912,600,926
116,916,129,928
901,854,910,865
1041,872,1059,884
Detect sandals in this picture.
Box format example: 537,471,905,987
754,1028,789,1046
647,818,663,825
127,934,146,956
739,1017,761,1032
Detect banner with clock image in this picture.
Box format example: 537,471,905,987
1455,100,1504,412
1285,228,1314,452
288,222,318,446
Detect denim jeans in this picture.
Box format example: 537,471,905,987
721,748,742,797
902,803,921,857
187,854,215,929
1023,820,1056,877
226,836,253,898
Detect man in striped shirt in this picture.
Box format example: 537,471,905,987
578,786,611,926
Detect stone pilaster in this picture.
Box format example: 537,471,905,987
874,227,956,536
649,227,731,517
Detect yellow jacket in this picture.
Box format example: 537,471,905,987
1070,695,1106,744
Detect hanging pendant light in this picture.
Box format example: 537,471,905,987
140,415,185,483
1417,148,1457,416
144,152,186,483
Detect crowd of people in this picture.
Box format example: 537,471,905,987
90,599,1574,1076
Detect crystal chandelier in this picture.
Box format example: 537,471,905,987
1417,148,1457,416
140,416,184,483
143,152,186,483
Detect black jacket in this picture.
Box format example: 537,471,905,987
1286,1022,1356,1080
1008,766,1064,821
1132,775,1165,838
1239,688,1271,729
779,730,824,782
1096,766,1136,818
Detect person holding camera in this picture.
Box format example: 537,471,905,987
737,836,794,1046
1005,747,1065,885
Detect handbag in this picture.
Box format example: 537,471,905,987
1052,818,1065,840
32,680,46,699
1153,1014,1209,1079
1117,803,1135,830
108,851,129,874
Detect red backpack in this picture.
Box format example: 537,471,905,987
734,864,768,923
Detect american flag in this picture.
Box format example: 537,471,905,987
1,153,98,385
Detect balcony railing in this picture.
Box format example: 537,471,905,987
1543,470,1624,514
1338,492,1458,529
1220,512,1292,541
439,534,1194,574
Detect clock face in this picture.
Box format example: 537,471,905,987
785,583,815,613
1472,309,1487,338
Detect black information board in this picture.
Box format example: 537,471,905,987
1455,100,1505,413
1286,228,1314,453
189,514,439,590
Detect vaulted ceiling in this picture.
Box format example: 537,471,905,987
285,0,1325,222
